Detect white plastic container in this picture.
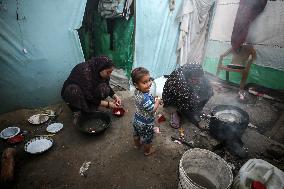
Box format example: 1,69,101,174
232,159,284,189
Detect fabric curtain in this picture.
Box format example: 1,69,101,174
176,0,214,65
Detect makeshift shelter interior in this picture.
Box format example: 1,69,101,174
0,0,284,189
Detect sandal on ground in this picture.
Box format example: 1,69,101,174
170,112,181,129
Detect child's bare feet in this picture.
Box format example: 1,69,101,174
143,144,156,156
133,137,141,149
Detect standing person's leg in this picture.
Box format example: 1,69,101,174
133,121,141,149
141,123,155,156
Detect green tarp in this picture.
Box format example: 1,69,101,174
80,10,134,77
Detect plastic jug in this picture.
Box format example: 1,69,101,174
232,159,284,189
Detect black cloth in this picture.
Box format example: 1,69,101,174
162,64,213,125
61,56,115,112
231,0,267,51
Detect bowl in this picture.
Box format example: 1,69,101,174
112,108,125,117
77,111,111,135
24,136,53,154
0,127,21,139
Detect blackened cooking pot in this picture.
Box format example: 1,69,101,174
209,105,249,142
77,111,111,135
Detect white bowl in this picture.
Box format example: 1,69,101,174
25,137,53,154
0,127,20,139
46,123,63,133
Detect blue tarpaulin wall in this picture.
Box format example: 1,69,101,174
134,0,183,78
0,0,86,114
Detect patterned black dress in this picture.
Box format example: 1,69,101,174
162,64,213,126
61,56,115,113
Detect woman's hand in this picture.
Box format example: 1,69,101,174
109,101,119,109
113,94,122,107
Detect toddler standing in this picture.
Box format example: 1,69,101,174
131,67,160,156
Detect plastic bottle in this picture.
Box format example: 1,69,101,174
232,159,284,189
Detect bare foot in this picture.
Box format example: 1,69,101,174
134,137,141,149
144,147,156,156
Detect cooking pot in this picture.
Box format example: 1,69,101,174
77,111,111,135
207,105,249,157
208,105,249,141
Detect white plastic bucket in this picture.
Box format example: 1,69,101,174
232,159,284,189
178,148,233,189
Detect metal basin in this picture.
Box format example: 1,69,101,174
77,111,111,135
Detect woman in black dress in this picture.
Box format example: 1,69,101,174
61,56,121,125
162,64,213,130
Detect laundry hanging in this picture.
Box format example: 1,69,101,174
176,0,214,65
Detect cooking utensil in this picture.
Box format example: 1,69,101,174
0,127,21,139
7,134,24,144
28,114,49,125
171,136,194,147
112,107,125,117
208,105,249,141
34,134,55,137
77,111,111,135
24,136,53,154
208,105,249,157
46,122,63,133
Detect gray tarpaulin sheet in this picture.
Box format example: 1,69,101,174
0,0,86,113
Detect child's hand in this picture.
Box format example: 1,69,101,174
155,96,163,105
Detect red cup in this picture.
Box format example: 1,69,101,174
157,114,166,123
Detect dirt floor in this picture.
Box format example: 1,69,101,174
0,81,284,189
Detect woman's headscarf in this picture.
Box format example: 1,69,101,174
89,55,115,73
182,64,204,81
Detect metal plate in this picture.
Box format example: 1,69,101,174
46,123,63,133
0,127,21,139
28,114,49,125
24,137,53,154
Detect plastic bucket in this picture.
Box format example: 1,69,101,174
178,148,233,189
232,159,284,189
